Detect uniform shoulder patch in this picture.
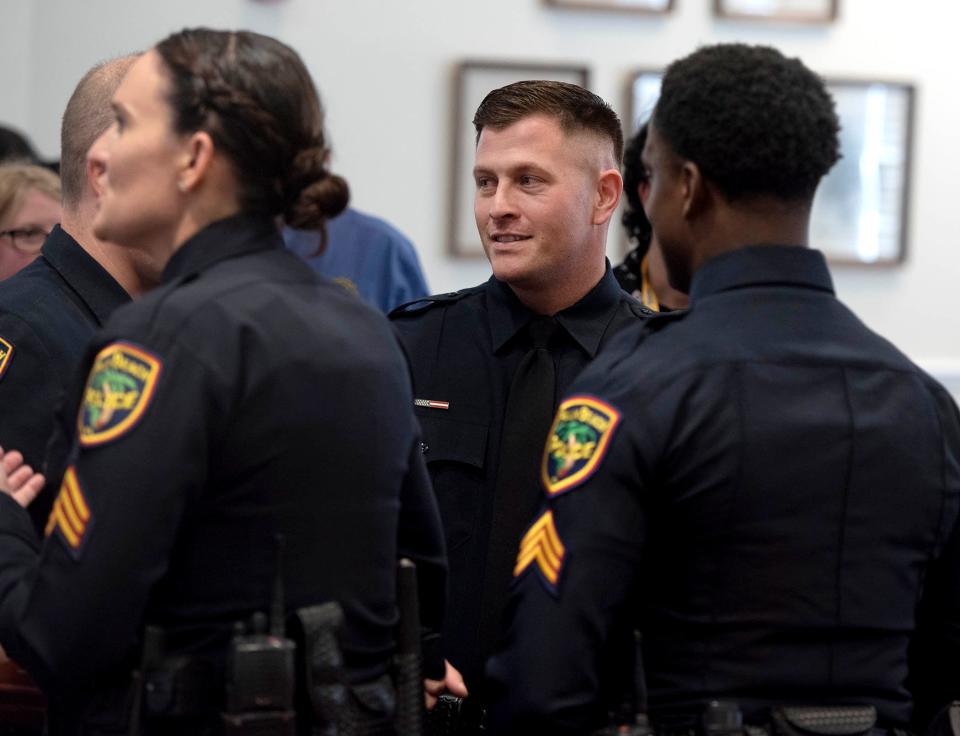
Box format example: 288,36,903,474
542,395,622,497
0,336,13,382
78,341,163,447
45,466,93,558
513,510,565,595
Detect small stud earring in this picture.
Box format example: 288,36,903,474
177,181,187,193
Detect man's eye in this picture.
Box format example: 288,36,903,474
519,175,540,186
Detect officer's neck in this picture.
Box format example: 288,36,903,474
692,195,811,269
61,201,158,297
508,263,605,317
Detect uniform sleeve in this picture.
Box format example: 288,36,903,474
0,313,60,475
396,434,448,680
910,388,960,731
0,337,224,693
486,393,646,735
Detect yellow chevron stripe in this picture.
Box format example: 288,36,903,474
517,545,561,585
44,505,57,537
58,489,84,535
534,548,560,585
515,543,554,577
542,520,564,558
513,511,565,584
63,468,90,522
519,511,564,557
52,502,81,548
45,466,90,552
517,527,562,570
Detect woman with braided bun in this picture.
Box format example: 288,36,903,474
0,28,447,734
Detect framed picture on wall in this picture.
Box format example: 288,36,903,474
544,0,674,13
627,70,914,265
449,61,590,257
714,0,839,23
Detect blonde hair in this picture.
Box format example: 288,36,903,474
0,163,61,227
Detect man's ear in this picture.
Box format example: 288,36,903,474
176,131,216,193
87,154,106,199
592,168,623,225
680,160,708,220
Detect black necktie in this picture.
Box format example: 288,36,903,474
478,316,560,671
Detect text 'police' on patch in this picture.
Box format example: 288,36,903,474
542,395,621,497
78,342,163,447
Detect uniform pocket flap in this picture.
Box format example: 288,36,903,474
417,414,489,468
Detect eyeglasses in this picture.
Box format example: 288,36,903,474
0,227,53,255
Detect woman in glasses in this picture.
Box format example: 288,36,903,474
0,28,447,733
0,163,61,280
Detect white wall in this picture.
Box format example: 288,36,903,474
1,0,958,389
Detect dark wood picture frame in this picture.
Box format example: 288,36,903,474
544,0,674,14
626,69,915,265
448,61,590,257
714,0,838,23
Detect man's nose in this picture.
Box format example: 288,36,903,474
488,182,517,220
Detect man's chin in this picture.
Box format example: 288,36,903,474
91,219,108,242
489,257,531,286
91,206,118,243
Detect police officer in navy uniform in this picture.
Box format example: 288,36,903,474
0,55,151,532
487,44,960,735
0,29,447,734
391,81,650,716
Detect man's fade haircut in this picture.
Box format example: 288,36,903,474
473,80,624,166
654,43,841,202
60,54,139,208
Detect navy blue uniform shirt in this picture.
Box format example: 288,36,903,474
0,214,447,732
0,226,130,530
487,246,960,735
391,265,649,689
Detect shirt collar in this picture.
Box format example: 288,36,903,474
487,261,626,357
40,225,130,324
162,213,281,283
689,245,834,303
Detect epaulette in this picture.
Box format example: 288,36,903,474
388,288,478,319
627,300,657,320
641,307,689,334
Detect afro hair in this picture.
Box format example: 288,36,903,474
654,43,841,202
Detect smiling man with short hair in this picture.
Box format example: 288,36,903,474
391,80,650,727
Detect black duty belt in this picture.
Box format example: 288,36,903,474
597,703,909,736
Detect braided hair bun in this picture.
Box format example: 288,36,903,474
156,28,350,240
284,146,349,231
